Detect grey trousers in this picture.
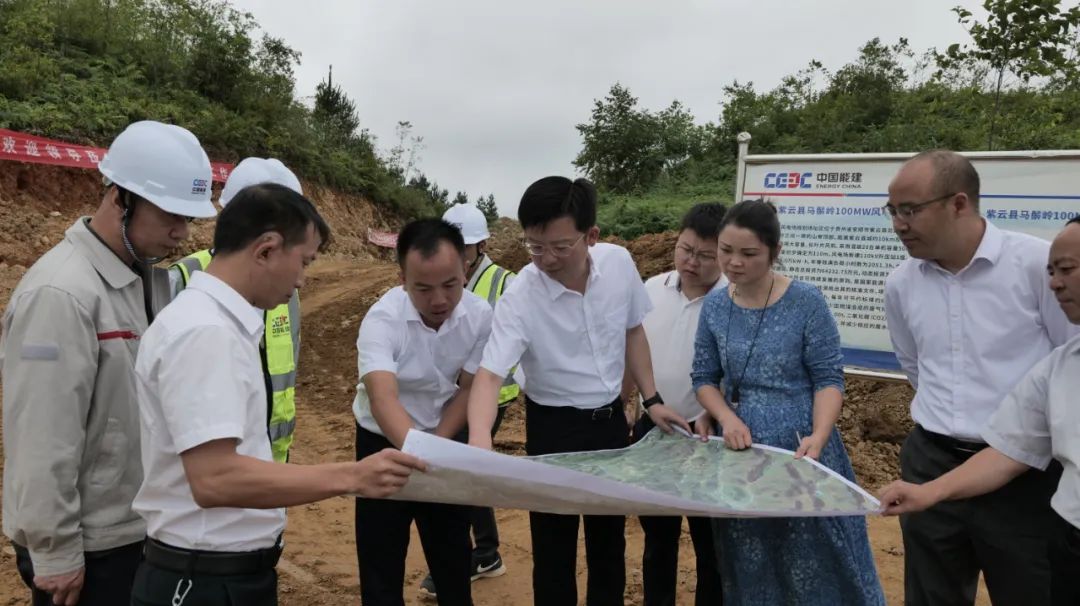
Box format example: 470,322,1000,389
900,425,1062,606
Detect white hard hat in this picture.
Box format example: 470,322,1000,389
98,120,216,218
442,203,490,244
219,157,303,207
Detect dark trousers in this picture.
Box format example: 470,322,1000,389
525,396,628,606
14,540,143,606
130,560,277,606
454,405,509,560
900,425,1061,606
639,516,720,606
631,415,721,606
1050,514,1080,606
354,424,473,606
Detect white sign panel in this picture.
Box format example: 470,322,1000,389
739,153,1080,372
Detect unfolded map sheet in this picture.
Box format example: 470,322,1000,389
393,427,880,518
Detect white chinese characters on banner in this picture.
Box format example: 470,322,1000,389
0,128,233,182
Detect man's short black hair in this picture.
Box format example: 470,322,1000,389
396,218,466,268
517,176,597,232
1068,215,1080,227
679,202,727,241
213,183,330,254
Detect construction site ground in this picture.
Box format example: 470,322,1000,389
0,164,989,605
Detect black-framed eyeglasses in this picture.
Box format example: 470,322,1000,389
675,243,718,263
882,192,956,221
522,233,585,257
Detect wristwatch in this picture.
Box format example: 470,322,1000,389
642,393,664,409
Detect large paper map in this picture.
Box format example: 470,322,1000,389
394,428,880,518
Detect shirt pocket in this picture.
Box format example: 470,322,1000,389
597,299,630,358
88,417,131,489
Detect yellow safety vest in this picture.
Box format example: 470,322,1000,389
172,250,299,463
470,263,520,406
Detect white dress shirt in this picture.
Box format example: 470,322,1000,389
353,286,492,436
982,335,1080,529
133,272,285,551
640,270,727,419
479,242,652,408
885,221,1077,441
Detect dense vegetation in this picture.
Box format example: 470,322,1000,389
576,0,1080,238
0,0,495,219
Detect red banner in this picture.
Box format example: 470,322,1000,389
367,228,398,249
0,129,234,182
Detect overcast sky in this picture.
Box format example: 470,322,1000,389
230,0,992,216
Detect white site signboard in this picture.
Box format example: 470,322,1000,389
736,149,1080,376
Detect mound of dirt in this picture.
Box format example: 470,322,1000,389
0,162,393,270
625,231,678,278
486,217,528,272
840,377,914,488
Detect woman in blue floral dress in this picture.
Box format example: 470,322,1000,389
691,199,885,605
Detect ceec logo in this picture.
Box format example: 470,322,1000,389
764,172,813,189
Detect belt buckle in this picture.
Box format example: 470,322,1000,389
591,407,613,421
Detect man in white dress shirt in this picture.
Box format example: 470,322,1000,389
880,216,1080,606
466,176,690,606
353,218,494,606
884,150,1076,606
131,184,424,606
623,202,727,606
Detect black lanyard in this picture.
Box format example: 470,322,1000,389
724,276,775,405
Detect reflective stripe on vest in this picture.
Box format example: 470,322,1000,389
173,250,213,287
470,263,519,405
265,293,299,463
170,249,300,463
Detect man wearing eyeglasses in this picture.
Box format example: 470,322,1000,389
622,202,727,606
465,176,690,606
883,150,1076,606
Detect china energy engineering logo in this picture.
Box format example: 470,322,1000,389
763,170,864,190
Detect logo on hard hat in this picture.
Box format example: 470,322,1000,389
191,178,208,195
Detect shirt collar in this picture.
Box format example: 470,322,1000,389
663,270,726,300
188,271,264,339
402,288,468,332
538,249,601,301
66,217,140,289
920,218,1003,274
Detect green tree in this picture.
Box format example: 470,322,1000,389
477,194,498,223
387,120,425,184
938,0,1080,148
574,84,661,193
313,69,361,145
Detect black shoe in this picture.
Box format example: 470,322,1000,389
470,553,507,581
418,573,437,598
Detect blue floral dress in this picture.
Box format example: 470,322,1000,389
691,279,885,606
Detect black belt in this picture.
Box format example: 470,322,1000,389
526,396,622,421
917,425,988,455
143,538,282,576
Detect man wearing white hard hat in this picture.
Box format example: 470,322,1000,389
1,120,216,606
417,203,517,599
169,157,304,463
